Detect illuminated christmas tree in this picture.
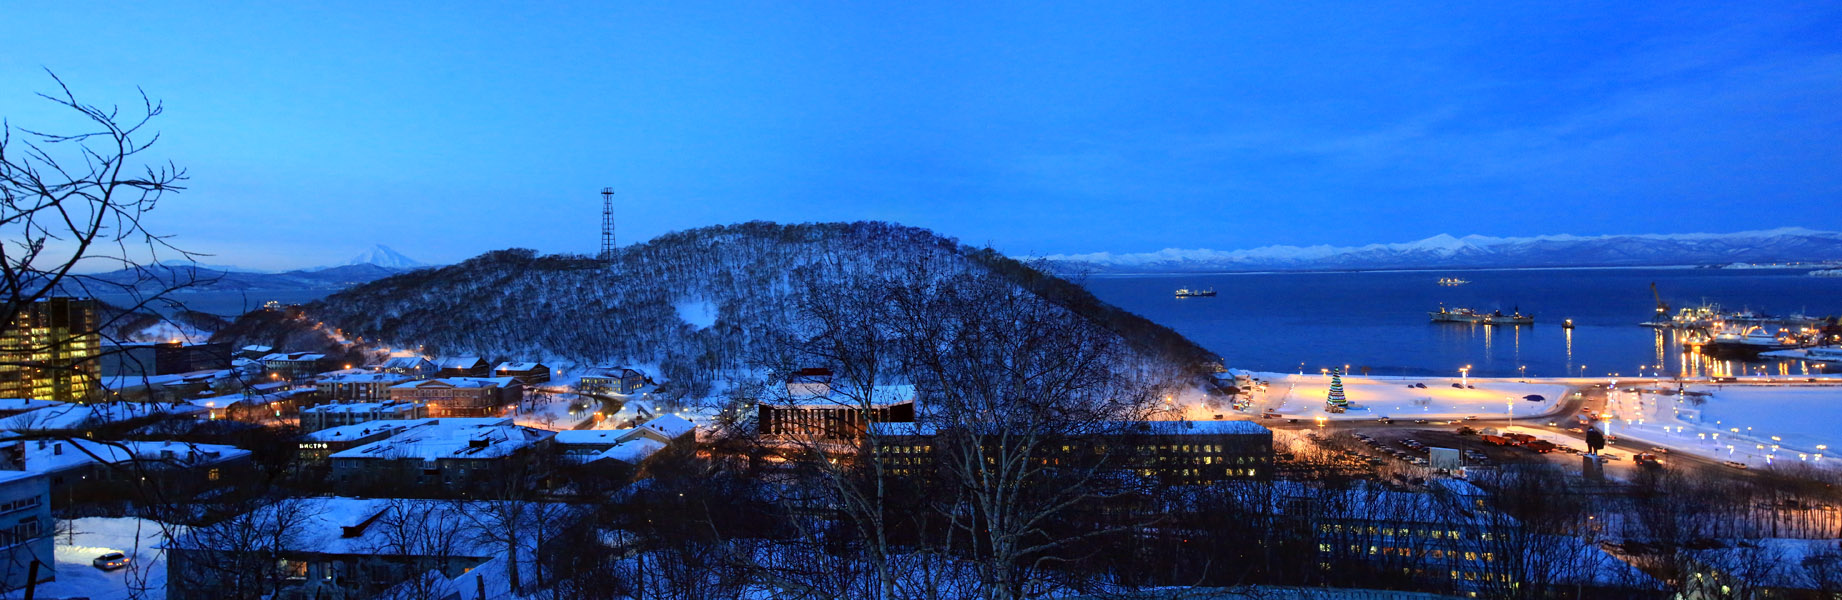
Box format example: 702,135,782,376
1326,368,1349,408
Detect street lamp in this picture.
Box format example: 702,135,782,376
1460,365,1470,387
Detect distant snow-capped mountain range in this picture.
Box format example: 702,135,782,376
339,244,426,270
152,245,431,273
1042,227,1842,273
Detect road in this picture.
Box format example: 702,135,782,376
1249,378,1756,481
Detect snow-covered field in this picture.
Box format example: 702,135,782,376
512,392,600,430
2,517,175,600
1599,384,1842,469
675,298,718,329
1252,373,1568,421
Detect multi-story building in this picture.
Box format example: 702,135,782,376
317,371,413,402
0,297,101,403
758,384,917,441
871,418,1274,484
100,341,232,378
298,401,428,432
2,438,250,507
577,365,648,395
0,471,53,592
432,356,489,378
553,414,695,466
327,418,553,491
378,355,437,379
298,419,434,461
388,377,521,418
259,352,327,382
492,361,551,385
167,497,575,600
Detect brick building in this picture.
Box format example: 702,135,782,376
388,377,521,418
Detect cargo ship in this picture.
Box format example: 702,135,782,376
1429,305,1533,326
1690,324,1796,357
1437,277,1470,286
1174,288,1217,298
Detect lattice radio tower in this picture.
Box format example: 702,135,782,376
599,187,616,260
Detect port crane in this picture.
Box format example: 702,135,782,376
1650,282,1670,321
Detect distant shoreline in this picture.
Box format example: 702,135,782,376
1065,264,1810,278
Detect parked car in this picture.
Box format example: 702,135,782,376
93,551,130,570
1724,460,1750,470
1414,419,1428,424
1463,415,1478,421
1451,383,1464,389
1414,383,1428,389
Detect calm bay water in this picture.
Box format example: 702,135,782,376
94,289,336,317
1079,268,1842,378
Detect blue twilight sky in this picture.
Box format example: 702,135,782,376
4,2,1840,270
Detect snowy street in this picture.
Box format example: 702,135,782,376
1595,383,1842,469
2,517,174,600
1246,373,1570,422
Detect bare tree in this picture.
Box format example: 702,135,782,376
366,498,470,600
883,264,1164,600
167,496,322,600
2,72,211,403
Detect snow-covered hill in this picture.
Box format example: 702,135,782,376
1043,227,1842,273
341,244,427,270
292,222,1216,395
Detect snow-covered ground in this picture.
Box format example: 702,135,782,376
2,517,176,600
675,299,718,329
1598,384,1842,469
512,391,600,430
1249,373,1568,421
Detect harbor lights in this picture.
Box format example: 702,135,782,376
1461,365,1471,386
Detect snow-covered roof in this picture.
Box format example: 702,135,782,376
303,419,435,442
638,414,694,440
168,497,574,557
239,345,273,353
99,371,218,391
381,356,433,368
583,365,646,379
871,419,1270,439
493,362,546,372
15,438,249,476
594,437,665,464
868,422,937,437
0,402,204,432
0,398,63,412
319,371,414,385
259,352,326,362
553,428,636,446
1132,419,1272,436
388,377,517,390
301,401,424,415
779,384,917,407
433,356,486,369
330,418,553,461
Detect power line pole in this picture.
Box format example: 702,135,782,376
599,187,616,260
